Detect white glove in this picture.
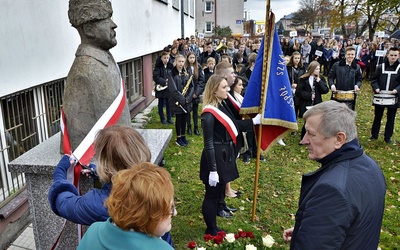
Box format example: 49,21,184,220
331,85,336,92
208,171,219,187
252,113,262,125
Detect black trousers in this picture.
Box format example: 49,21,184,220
175,113,187,136
187,101,199,129
158,98,171,122
371,105,397,141
202,182,225,236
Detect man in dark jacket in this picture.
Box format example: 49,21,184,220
328,46,362,110
283,101,386,250
370,47,400,144
199,42,220,66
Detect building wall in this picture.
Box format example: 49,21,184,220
215,0,244,35
195,0,244,37
0,0,196,97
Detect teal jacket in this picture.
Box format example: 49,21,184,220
78,218,174,250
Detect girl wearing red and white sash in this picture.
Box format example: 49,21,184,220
199,75,259,236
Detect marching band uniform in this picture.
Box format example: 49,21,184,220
370,58,400,143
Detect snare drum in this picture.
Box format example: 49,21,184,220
373,94,398,106
332,90,355,101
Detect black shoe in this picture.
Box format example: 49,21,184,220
243,155,250,164
217,210,233,218
224,206,237,213
194,127,201,136
181,136,189,146
187,127,192,135
385,139,392,144
161,120,167,125
175,138,186,147
167,119,174,124
369,136,378,140
235,191,242,195
259,155,266,162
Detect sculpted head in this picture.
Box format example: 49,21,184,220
68,0,117,50
68,0,113,28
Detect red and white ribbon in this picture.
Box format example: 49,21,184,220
202,105,238,145
54,76,126,249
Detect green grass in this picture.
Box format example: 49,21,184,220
144,82,400,249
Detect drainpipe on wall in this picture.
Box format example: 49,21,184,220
181,0,185,38
214,0,217,35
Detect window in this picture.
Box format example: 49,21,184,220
184,0,189,14
119,58,143,105
172,0,179,10
190,0,194,17
205,22,213,33
205,1,213,13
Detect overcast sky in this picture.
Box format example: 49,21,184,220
244,0,300,21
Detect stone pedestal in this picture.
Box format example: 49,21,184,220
8,129,172,250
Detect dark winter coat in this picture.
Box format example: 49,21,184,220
200,104,239,185
287,65,306,106
328,59,362,91
199,50,220,66
297,75,329,117
290,139,386,249
203,68,214,85
187,65,205,104
167,67,194,115
153,58,174,99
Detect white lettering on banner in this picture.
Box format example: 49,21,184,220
279,85,295,108
276,55,286,76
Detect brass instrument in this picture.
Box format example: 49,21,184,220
155,78,168,91
175,73,193,113
216,42,227,52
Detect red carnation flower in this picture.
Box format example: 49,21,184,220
239,231,247,238
187,241,196,249
246,231,255,238
213,235,224,244
203,234,214,242
234,233,240,239
217,231,226,238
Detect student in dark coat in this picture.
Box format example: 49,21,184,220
287,51,306,118
200,75,260,236
153,51,174,124
185,52,205,135
168,54,194,146
297,61,329,141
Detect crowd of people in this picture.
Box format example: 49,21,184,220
49,4,394,245
147,33,396,248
